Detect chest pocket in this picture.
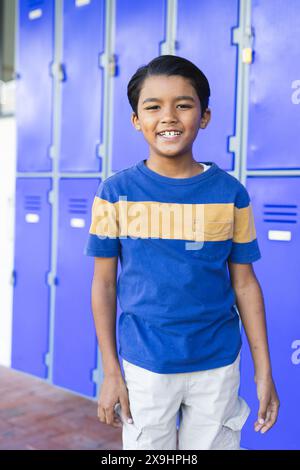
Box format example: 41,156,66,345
186,221,233,260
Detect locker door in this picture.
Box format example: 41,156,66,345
247,0,300,170
53,179,100,397
16,0,54,172
176,0,239,171
111,0,166,173
11,178,52,377
59,0,105,172
240,177,300,450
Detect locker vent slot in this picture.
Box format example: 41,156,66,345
24,195,41,212
263,204,298,224
68,198,88,215
28,0,44,8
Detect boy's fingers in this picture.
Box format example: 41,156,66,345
267,401,280,427
254,397,269,431
98,403,118,427
254,420,264,431
97,405,106,423
257,397,269,422
104,406,118,426
120,398,134,424
260,412,276,434
255,404,278,433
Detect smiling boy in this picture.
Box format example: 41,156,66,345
84,55,279,450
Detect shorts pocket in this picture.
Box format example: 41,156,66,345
211,397,250,450
122,420,143,450
223,397,250,431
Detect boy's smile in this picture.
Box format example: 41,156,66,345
131,74,211,163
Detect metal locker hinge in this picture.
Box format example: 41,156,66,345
99,53,118,77
92,368,101,386
48,145,55,160
47,190,54,204
49,62,67,81
96,142,104,159
47,272,58,286
232,25,255,64
229,135,238,154
44,352,50,368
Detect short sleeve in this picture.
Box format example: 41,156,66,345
228,184,261,263
83,180,120,257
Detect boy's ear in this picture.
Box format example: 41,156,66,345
199,108,211,129
131,112,141,131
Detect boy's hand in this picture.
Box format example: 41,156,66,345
97,374,133,429
254,374,280,434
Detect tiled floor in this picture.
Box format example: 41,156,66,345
0,365,122,450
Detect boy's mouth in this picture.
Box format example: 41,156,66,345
156,130,183,141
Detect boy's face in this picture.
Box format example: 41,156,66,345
131,74,211,160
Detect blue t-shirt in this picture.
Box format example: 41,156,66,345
84,159,261,373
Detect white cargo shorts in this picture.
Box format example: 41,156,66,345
121,351,250,450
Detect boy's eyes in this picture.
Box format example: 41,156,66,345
144,104,192,110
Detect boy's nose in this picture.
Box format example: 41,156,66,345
161,116,178,124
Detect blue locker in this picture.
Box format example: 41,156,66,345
53,179,100,397
11,178,52,378
111,0,166,172
16,0,54,172
59,0,105,172
240,177,300,449
247,0,300,170
176,0,239,171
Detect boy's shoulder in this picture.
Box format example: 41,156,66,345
216,167,251,208
102,162,137,188
213,165,249,195
216,166,243,187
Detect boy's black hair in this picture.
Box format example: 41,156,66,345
127,55,210,118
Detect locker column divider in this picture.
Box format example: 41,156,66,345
238,0,252,187
229,0,251,182
46,0,63,385
229,0,253,333
160,0,178,56
100,0,115,182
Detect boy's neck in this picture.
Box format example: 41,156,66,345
145,157,204,179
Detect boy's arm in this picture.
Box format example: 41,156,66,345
92,256,133,428
91,256,122,378
227,261,271,378
227,261,280,434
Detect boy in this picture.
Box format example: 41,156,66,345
84,55,279,450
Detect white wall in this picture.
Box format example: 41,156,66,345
0,116,16,366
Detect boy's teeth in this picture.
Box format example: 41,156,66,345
159,131,181,136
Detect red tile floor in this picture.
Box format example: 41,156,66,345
0,365,123,450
